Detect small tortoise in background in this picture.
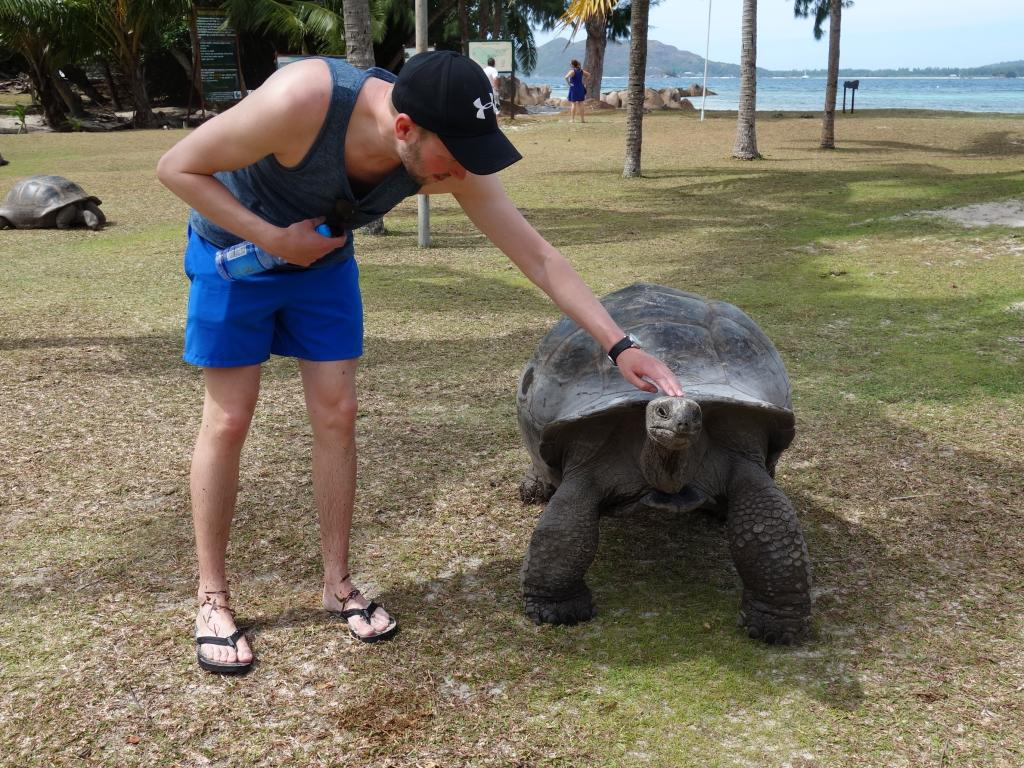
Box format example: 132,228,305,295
0,175,105,230
517,284,812,644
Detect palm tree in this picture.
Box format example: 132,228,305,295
0,0,92,130
794,0,849,149
621,0,648,177
582,3,630,110
73,0,190,128
223,0,346,55
731,0,759,159
562,0,650,175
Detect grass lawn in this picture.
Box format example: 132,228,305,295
1,108,1022,767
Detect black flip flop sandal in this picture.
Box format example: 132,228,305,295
196,628,254,674
328,579,399,644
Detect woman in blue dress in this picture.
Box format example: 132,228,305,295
564,59,591,123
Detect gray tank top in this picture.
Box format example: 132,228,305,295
188,58,421,269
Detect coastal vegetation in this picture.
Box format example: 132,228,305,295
2,108,1022,767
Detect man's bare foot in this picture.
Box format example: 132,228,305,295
323,575,396,640
195,590,253,666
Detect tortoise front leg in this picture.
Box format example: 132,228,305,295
82,201,105,230
727,459,812,644
520,474,602,625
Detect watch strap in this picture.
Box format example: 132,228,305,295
607,335,636,366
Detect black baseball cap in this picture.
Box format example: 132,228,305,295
392,50,522,176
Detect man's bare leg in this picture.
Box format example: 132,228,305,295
192,365,260,665
299,359,393,638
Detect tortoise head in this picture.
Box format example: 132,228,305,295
645,396,702,449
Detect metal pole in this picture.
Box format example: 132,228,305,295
415,0,431,247
700,0,712,121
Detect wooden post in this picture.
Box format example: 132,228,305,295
416,0,430,247
842,80,859,114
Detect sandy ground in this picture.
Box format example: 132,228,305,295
0,106,195,134
923,199,1024,227
0,112,47,132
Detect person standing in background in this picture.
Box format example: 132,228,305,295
483,57,501,115
564,59,590,123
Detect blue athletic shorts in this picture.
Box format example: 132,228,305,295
182,226,363,367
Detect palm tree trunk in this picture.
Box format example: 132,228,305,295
458,0,469,54
583,14,608,104
25,55,68,130
343,0,385,234
820,0,841,149
342,0,375,69
491,0,503,40
479,0,490,40
65,65,108,106
125,59,158,128
51,70,87,118
101,59,123,111
732,0,760,160
623,0,649,177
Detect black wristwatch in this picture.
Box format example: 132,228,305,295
607,334,641,366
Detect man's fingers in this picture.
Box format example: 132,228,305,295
620,365,657,393
617,351,684,395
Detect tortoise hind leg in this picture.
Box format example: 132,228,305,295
726,459,812,644
521,474,602,625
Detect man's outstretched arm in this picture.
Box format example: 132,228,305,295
434,173,683,396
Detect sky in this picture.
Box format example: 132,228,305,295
533,0,1024,71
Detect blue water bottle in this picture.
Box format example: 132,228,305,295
215,224,332,280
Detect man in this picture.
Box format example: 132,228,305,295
482,56,501,114
157,50,682,674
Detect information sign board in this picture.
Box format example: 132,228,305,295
467,41,513,75
194,6,241,103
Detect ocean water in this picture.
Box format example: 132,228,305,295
523,75,1024,113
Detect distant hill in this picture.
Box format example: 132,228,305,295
533,37,741,78
532,38,1023,80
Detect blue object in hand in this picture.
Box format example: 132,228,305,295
214,224,332,281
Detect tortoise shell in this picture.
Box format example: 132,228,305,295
0,175,102,228
517,284,795,473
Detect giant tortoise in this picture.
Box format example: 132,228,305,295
0,175,105,230
517,283,812,644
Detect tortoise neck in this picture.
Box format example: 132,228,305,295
639,432,707,493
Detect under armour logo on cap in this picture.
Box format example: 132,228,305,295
473,95,497,120
391,50,522,176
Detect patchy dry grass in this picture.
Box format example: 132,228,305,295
1,109,1023,767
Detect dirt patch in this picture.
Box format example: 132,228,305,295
923,199,1024,227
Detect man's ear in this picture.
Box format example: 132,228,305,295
394,113,416,141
